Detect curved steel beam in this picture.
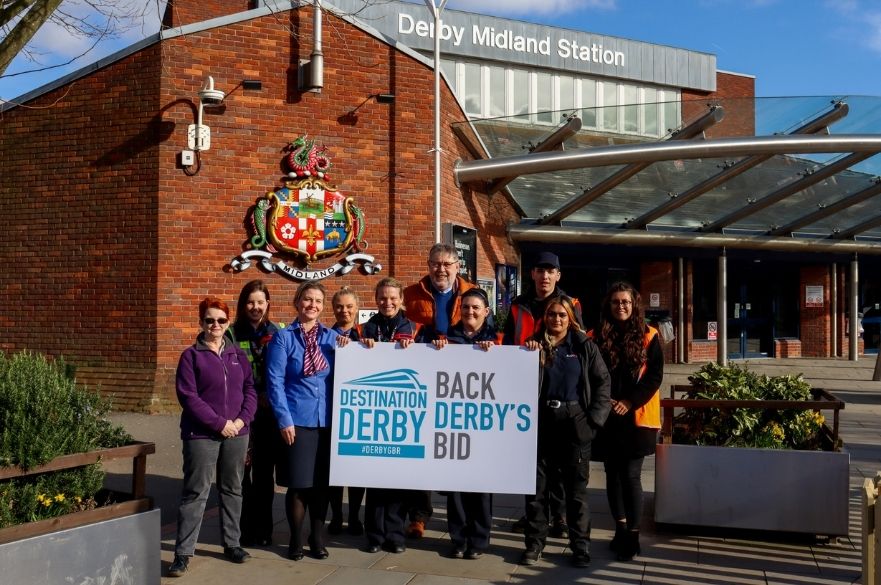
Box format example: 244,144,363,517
508,223,881,255
486,116,582,196
455,134,881,184
768,177,881,236
626,101,850,229
832,214,881,239
539,106,724,225
700,151,874,232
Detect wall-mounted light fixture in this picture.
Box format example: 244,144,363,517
375,93,395,104
242,79,262,91
188,76,226,152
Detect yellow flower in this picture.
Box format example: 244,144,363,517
42,499,52,508
75,496,82,504
54,493,65,502
35,494,45,503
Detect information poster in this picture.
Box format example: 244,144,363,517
330,343,539,494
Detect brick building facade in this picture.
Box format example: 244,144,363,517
1,2,876,412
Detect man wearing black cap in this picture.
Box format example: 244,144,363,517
503,251,582,538
502,251,583,346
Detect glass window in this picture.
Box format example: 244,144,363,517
559,75,575,119
602,82,618,131
536,72,552,124
581,78,597,128
622,84,638,133
463,62,482,117
512,69,529,122
489,66,506,118
643,87,658,137
662,93,680,135
440,59,456,93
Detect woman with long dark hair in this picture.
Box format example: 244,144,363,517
230,280,284,547
590,282,664,561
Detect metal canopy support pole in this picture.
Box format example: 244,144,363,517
850,254,859,361
424,0,448,244
455,134,881,185
718,249,728,366
831,263,838,357
678,257,685,364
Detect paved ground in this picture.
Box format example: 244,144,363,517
105,357,881,584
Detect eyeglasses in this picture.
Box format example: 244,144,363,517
202,317,229,325
429,260,458,269
611,300,633,306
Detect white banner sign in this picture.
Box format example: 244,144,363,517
330,343,539,494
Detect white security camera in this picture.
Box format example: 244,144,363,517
198,76,225,106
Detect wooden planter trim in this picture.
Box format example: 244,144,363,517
0,441,156,544
661,386,845,447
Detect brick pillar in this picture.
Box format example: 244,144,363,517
800,265,831,357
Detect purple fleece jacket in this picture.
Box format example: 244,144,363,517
175,336,258,440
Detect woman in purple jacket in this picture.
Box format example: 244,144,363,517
168,297,257,578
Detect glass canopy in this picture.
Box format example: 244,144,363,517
453,96,881,244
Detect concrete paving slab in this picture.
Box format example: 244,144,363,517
318,565,416,585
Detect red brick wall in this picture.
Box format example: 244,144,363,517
162,1,252,28
640,260,675,363
0,5,520,411
800,265,831,357
682,71,755,138
0,46,163,410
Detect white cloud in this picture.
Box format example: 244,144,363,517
866,12,881,54
445,0,615,17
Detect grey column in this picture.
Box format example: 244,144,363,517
678,257,685,364
831,263,838,357
849,255,859,361
718,249,727,366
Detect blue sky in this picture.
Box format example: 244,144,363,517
2,0,880,102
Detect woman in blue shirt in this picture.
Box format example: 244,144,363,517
266,281,347,561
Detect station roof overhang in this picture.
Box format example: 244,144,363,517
453,96,881,257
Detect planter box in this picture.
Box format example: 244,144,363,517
654,388,849,536
655,443,850,536
0,442,158,583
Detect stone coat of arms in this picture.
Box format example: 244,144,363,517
231,136,381,280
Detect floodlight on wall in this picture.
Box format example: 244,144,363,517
242,79,262,91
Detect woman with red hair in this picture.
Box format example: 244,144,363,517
168,297,257,577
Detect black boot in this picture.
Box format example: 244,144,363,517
609,521,627,552
616,530,640,561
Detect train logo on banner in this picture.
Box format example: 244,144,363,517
230,136,381,281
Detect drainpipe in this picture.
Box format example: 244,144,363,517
307,0,324,92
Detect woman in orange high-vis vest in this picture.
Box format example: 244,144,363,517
589,282,663,562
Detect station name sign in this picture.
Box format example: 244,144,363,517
327,0,717,92
399,14,624,66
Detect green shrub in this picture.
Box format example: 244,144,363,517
673,362,826,450
0,351,132,528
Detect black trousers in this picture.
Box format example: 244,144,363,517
240,407,284,542
604,456,645,530
525,406,593,551
447,492,492,551
365,488,407,546
406,489,433,523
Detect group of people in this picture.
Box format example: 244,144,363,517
166,244,663,577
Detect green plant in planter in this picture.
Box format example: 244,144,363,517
673,362,826,450
0,351,132,528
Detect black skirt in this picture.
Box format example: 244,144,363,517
278,426,330,489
